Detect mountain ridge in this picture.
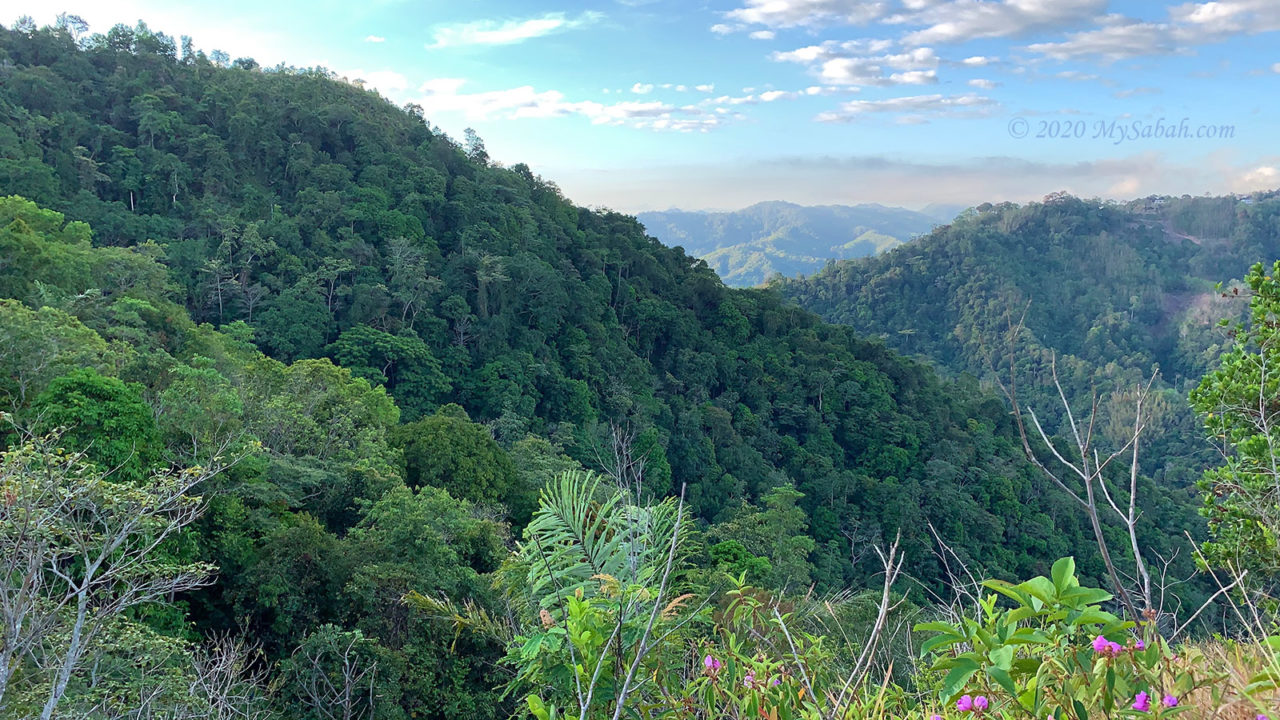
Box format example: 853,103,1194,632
638,200,943,286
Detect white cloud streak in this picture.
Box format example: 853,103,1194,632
773,42,939,86
413,79,736,132
428,12,601,49
815,92,997,122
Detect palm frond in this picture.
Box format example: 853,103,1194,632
404,590,515,646
520,470,688,609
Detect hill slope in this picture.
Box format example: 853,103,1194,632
0,21,1219,718
775,193,1280,492
0,20,1120,590
638,201,939,286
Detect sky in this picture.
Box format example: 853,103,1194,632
5,0,1280,212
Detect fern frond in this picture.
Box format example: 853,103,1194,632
520,470,691,610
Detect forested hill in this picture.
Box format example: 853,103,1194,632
638,201,938,286
776,193,1280,386
775,192,1280,494
0,22,1207,716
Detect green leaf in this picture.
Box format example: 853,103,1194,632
989,645,1014,671
527,695,551,720
1058,586,1112,606
987,666,1018,696
914,621,965,635
1017,576,1058,605
1069,609,1119,626
1051,557,1076,591
983,579,1030,606
941,658,981,700
921,634,964,657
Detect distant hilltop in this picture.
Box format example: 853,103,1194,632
638,200,960,286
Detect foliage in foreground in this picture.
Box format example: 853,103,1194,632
423,474,1279,720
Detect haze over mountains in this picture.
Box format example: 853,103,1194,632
638,201,958,286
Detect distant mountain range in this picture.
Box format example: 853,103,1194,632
637,201,961,286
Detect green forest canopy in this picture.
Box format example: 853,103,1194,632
0,18,1233,719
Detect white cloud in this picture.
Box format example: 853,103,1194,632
770,38,893,63
962,55,997,66
968,78,999,88
815,93,996,122
1113,86,1161,98
725,0,890,29
340,69,409,97
774,42,940,86
412,78,730,132
631,83,655,94
1055,70,1100,81
719,0,1104,43
1169,0,1280,37
1239,165,1280,190
364,35,385,43
749,30,777,40
696,84,716,92
896,0,1106,45
557,151,1273,213
1026,20,1177,62
1025,1,1280,62
1273,63,1280,73
428,12,601,49
710,23,737,34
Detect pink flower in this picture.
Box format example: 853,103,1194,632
1132,692,1151,712
973,696,989,712
1161,695,1177,708
956,695,974,712
1092,635,1125,657
703,655,721,672
1134,640,1146,651
1257,715,1268,720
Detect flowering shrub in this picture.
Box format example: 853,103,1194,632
518,574,919,720
916,558,1222,719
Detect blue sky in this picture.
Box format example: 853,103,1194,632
7,0,1280,211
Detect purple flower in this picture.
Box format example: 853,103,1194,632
703,655,721,672
743,673,754,688
931,715,943,720
1092,635,1109,653
956,695,974,712
771,677,781,687
1134,640,1146,651
1161,695,1177,708
974,696,989,712
1107,641,1124,655
1132,692,1151,713
1257,715,1268,720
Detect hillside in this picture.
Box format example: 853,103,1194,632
775,192,1280,494
638,201,939,286
0,21,1198,719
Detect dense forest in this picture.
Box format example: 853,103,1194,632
2,16,1276,720
0,18,1100,720
776,192,1280,386
776,193,1280,517
637,201,941,286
